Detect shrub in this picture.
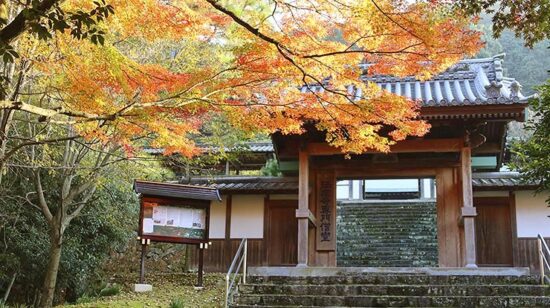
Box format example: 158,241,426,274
98,284,121,297
169,298,185,308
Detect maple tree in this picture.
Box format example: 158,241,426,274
1,0,482,159
0,0,483,306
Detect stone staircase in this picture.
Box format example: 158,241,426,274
231,269,550,307
337,202,438,267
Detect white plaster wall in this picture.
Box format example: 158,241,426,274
515,190,550,237
473,191,509,197
208,196,226,239
230,195,264,239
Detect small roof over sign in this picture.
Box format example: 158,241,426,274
133,180,221,201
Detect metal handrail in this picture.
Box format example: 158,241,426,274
537,234,550,285
225,238,248,307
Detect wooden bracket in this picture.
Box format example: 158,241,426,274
296,209,317,228
459,206,478,226
461,206,477,217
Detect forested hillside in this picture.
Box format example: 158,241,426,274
477,16,550,96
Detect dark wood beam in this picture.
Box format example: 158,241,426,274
472,142,501,154
421,104,527,121
306,138,464,156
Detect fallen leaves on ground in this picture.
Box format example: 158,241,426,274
62,273,225,308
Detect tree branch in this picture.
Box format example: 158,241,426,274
33,170,53,222
0,0,60,44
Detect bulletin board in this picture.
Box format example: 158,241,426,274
138,196,210,244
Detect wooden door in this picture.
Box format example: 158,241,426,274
475,197,514,266
266,200,298,266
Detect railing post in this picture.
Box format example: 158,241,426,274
243,239,248,284
538,237,545,285
225,238,248,307
225,274,230,308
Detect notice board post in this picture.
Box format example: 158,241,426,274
133,180,220,291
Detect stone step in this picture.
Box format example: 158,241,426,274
336,246,438,252
233,294,550,307
337,211,435,216
338,235,436,239
338,250,438,257
337,258,439,264
338,200,439,267
338,225,437,229
338,206,436,210
337,220,435,224
337,258,438,264
238,284,550,297
338,212,435,216
338,234,436,238
336,241,438,246
338,204,436,209
337,229,437,235
337,262,439,268
337,235,437,240
338,227,436,231
338,237,438,243
337,217,435,221
338,219,435,223
337,212,435,216
247,275,540,285
337,217,435,222
337,259,439,263
338,206,436,211
338,227,436,232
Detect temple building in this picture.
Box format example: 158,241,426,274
140,55,550,273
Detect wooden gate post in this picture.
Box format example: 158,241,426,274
197,243,204,287
461,146,478,267
139,241,147,284
297,149,309,267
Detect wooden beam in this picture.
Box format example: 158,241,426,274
461,147,477,268
472,142,501,154
224,195,232,269
509,191,519,267
306,138,464,156
296,149,309,267
421,104,527,121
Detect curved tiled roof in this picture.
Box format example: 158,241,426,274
180,173,538,194
143,141,274,155
134,180,221,200
184,176,298,193
301,54,528,107
472,172,537,190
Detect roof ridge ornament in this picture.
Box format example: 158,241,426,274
510,81,521,99
492,53,506,60
485,81,503,99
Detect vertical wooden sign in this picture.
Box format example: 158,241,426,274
316,170,336,251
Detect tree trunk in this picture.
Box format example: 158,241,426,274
39,231,63,308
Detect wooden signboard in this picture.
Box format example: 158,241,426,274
138,196,211,245
316,171,336,251
133,180,219,288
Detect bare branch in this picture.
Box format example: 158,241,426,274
33,170,53,222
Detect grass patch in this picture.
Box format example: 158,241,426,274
63,273,225,308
